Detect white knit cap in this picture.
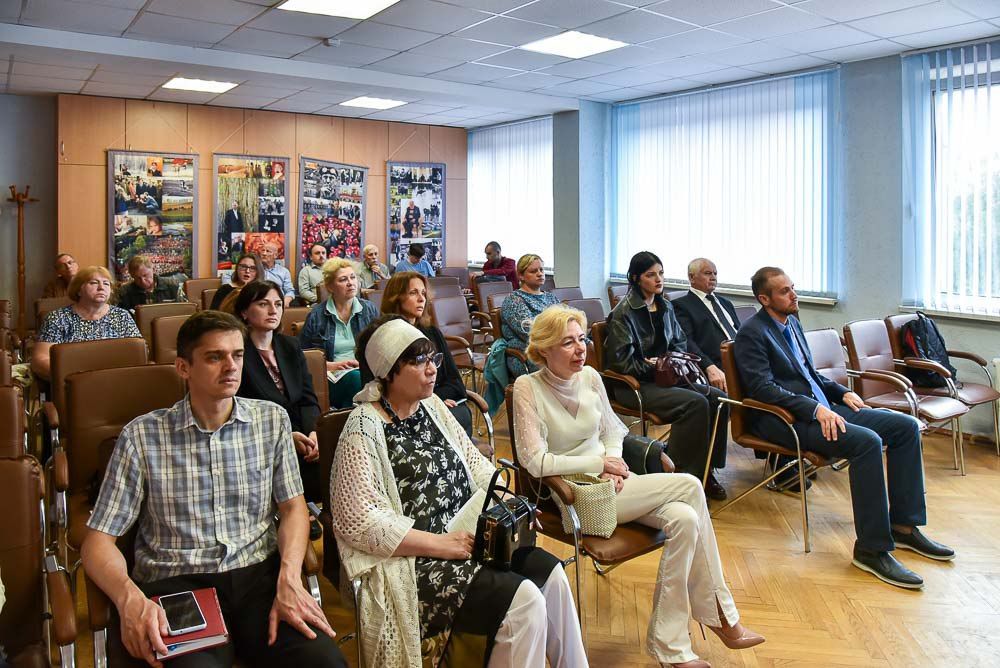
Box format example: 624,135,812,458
353,318,427,402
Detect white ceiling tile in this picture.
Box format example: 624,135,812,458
316,105,375,117
436,0,529,11
82,81,158,97
364,52,465,75
90,68,172,86
127,14,238,46
641,28,749,57
362,85,424,101
8,74,84,92
751,53,831,73
363,109,426,121
144,0,264,25
399,102,459,113
812,39,907,62
583,86,648,101
716,6,832,39
431,62,521,81
265,98,329,113
632,77,701,93
455,16,562,47
12,61,94,80
508,0,631,29
489,71,573,89
370,0,490,34
216,28,322,57
951,0,1000,19
72,0,145,7
294,43,399,66
544,78,617,95
22,0,138,35
768,23,878,53
408,35,509,60
580,8,692,43
798,0,938,23
477,49,569,70
336,21,440,50
638,55,725,77
848,3,984,37
588,66,677,87
707,41,797,66
233,83,306,97
247,8,357,37
96,56,180,75
148,87,217,103
537,59,622,78
584,44,671,66
646,0,780,26
281,90,357,104
686,65,760,84
208,93,280,108
446,105,504,116
892,20,1000,48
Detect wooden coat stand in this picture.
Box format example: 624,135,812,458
8,185,39,338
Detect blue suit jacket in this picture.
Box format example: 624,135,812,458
733,309,849,428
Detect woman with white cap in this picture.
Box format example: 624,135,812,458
330,314,586,668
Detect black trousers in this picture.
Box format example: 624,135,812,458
109,556,346,668
616,382,729,478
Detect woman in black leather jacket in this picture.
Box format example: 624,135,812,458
604,251,730,500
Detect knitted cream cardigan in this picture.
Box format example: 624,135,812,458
330,395,497,667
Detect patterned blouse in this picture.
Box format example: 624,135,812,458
499,289,560,377
380,400,482,640
38,305,140,344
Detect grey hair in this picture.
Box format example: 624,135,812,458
687,257,712,277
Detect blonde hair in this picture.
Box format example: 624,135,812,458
517,254,543,277
526,304,588,366
322,257,356,288
68,266,114,302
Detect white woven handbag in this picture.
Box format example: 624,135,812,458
550,473,617,539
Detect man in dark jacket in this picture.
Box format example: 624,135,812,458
117,255,183,312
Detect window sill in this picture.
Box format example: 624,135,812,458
608,278,839,306
898,305,1000,324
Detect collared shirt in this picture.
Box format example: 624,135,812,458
394,258,435,278
326,297,363,362
356,261,389,289
264,263,296,299
770,316,831,414
88,396,303,583
297,263,325,305
690,287,738,333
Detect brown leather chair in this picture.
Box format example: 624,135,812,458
428,275,460,290
487,291,509,310
150,313,190,364
565,298,606,333
304,349,329,414
366,290,383,311
0,350,11,386
432,296,493,392
183,277,222,309
316,282,330,305
35,296,71,326
437,266,471,289
589,320,666,437
711,341,833,552
428,281,463,299
280,306,311,334
134,301,197,344
843,320,971,473
473,279,513,314
733,303,758,324
0,386,26,458
885,313,1000,455
0,456,77,667
201,287,219,311
608,283,628,309
550,286,584,302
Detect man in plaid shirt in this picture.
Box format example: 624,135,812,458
81,311,346,668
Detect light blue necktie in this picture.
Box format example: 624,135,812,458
781,324,831,410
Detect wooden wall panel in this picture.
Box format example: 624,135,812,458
388,123,429,163
58,95,125,166
243,110,296,158
429,126,467,180
344,119,388,176
57,164,108,268
444,178,467,268
196,169,214,278
285,162,299,272
365,174,386,261
187,106,244,165
296,115,344,163
124,100,188,154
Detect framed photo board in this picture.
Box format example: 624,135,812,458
387,162,446,272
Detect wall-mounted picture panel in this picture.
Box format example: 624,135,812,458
298,157,366,266
387,162,446,271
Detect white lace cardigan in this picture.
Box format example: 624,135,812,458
330,395,498,667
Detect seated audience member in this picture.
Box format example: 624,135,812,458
605,251,730,500
735,267,954,588
81,311,345,668
31,266,141,381
234,281,322,502
499,254,559,379
43,252,78,298
514,305,763,668
332,316,586,667
116,255,184,312
260,242,295,307
298,258,377,409
297,244,327,306
393,242,435,278
375,272,474,436
356,243,389,290
472,241,519,288
212,253,263,310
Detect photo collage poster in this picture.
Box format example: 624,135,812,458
387,162,446,271
213,155,288,283
298,157,366,266
109,151,198,283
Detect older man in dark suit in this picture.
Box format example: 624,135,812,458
673,258,741,393
734,266,953,589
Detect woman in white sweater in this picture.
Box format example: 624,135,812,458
330,315,586,668
512,305,764,668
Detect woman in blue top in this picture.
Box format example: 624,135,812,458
499,254,560,378
393,242,435,278
299,257,377,409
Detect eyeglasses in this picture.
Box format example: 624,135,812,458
409,352,443,369
237,265,256,272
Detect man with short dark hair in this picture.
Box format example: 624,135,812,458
223,200,243,235
117,255,183,312
473,241,518,288
43,253,78,298
81,311,345,668
735,267,954,589
297,243,326,306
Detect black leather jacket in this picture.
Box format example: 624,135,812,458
605,288,689,382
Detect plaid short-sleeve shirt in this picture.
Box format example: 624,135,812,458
88,396,304,583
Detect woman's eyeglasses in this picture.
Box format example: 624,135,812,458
409,352,443,369
237,265,256,272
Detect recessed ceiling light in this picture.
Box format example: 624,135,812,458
277,0,402,20
340,96,407,110
162,77,237,94
521,31,627,59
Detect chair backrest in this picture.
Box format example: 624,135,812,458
590,320,609,371
489,308,503,345
0,456,45,654
608,284,628,309
150,314,190,365
65,364,186,493
134,302,197,344
429,282,463,299
565,298,606,332
884,313,918,360
666,289,688,302
487,292,509,311
720,341,751,442
183,278,222,308
428,276,460,289
541,276,556,292
550,286,583,302
304,349,329,414
437,266,470,289
316,408,354,515
317,283,330,305
201,288,219,311
504,386,535,499
281,307,311,334
367,290,383,311
35,296,71,325
803,328,849,387
0,386,25,458
843,319,901,399
0,351,11,386
432,296,475,347
290,321,305,337
474,280,513,312
733,303,758,325
50,338,149,420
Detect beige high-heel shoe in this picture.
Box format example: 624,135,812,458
706,622,765,650
661,660,710,668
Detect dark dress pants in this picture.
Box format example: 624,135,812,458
754,405,926,552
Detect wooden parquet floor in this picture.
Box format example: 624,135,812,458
67,426,1000,668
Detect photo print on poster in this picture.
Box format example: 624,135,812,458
213,154,288,283
108,150,198,283
387,162,446,271
298,157,367,266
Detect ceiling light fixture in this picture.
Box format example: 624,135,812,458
521,31,627,59
161,77,238,94
340,96,407,110
277,0,402,20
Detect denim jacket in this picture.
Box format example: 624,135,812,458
298,297,377,362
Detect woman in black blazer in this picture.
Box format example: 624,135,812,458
234,280,322,501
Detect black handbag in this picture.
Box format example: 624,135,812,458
621,434,672,475
472,464,536,571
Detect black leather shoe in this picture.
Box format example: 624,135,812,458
770,467,813,493
704,472,727,500
892,527,955,561
852,547,924,589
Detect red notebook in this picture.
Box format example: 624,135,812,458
152,587,230,661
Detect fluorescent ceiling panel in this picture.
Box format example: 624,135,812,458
162,77,238,93
278,0,401,20
521,31,627,59
340,96,407,110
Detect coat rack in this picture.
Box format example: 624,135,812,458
8,185,39,338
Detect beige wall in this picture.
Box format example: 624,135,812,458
56,94,468,278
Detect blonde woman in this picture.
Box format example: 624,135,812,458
512,305,764,668
499,254,558,378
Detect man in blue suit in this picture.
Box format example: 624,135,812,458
734,267,953,589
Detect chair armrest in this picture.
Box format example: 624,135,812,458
85,573,113,631
465,390,488,415
42,400,59,430
901,357,952,378
45,555,78,646
505,348,527,363
947,350,988,367
742,398,796,425
53,447,69,492
470,312,493,329
444,334,472,350
601,369,641,392
542,475,575,506
852,369,913,391
303,541,320,576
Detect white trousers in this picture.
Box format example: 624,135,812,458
616,472,738,664
487,564,588,668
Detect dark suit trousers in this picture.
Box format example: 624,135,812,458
755,405,926,552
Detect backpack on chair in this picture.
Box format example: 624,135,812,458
899,311,959,388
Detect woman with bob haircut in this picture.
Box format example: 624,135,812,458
513,304,763,668
499,254,559,379
211,252,264,310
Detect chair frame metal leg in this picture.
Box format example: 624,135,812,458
702,403,724,487
565,505,584,631
351,577,363,668
93,629,108,668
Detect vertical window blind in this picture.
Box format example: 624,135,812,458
903,40,1000,316
467,117,553,267
610,70,840,295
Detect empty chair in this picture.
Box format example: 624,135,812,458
429,281,463,299
134,301,197,344
437,266,471,289
565,298,606,333
608,283,629,309
183,277,221,308
473,279,513,313
432,295,491,391
150,313,190,364
550,286,584,302
428,275,460,290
